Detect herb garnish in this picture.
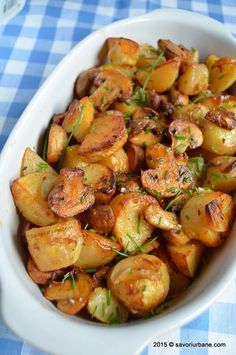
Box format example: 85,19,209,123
107,289,111,306
137,214,141,234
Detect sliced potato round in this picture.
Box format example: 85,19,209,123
109,192,157,253
87,287,129,324
21,148,57,176
180,191,234,247
26,219,84,272
74,230,121,269
136,57,181,93
78,111,128,162
200,120,236,155
47,124,67,164
172,103,209,124
45,272,93,315
129,131,159,147
178,63,209,95
209,57,236,93
204,156,236,192
62,97,94,143
107,254,170,316
11,172,60,226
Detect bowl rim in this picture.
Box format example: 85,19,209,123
0,8,236,355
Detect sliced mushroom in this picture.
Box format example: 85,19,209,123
169,119,203,154
169,85,189,106
83,205,115,233
144,203,180,231
125,143,145,172
90,69,132,111
147,89,162,110
205,108,236,130
92,266,111,288
44,271,93,315
158,39,197,65
27,257,53,285
75,67,100,99
48,168,95,218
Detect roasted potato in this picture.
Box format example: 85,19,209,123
62,97,94,143
204,156,236,192
200,119,236,155
166,240,205,277
109,192,157,253
169,120,203,154
61,145,90,168
87,287,129,324
178,63,209,95
172,103,209,124
78,111,128,162
26,219,84,272
129,131,159,147
158,39,198,65
48,168,95,218
137,44,162,68
47,124,67,163
45,271,93,315
107,254,170,316
163,228,190,246
99,148,129,174
107,37,139,66
21,147,57,176
74,230,121,268
136,57,181,93
180,191,234,247
11,172,59,226
145,142,175,169
209,57,236,93
187,156,205,184
169,85,189,106
83,205,115,233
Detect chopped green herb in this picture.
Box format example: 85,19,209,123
84,223,89,230
92,305,98,318
101,303,106,317
126,234,144,253
38,162,49,170
159,217,163,226
175,143,186,154
223,174,229,181
175,133,186,140
211,172,221,179
143,141,148,147
191,90,211,104
107,289,111,306
89,228,97,233
126,127,131,134
137,214,141,234
140,188,148,195
62,272,70,282
191,47,196,52
42,118,53,160
157,157,164,163
85,268,97,273
143,284,147,292
142,236,159,249
80,194,85,203
110,236,115,241
185,215,190,220
71,273,76,289
102,96,107,104
112,248,129,258
164,170,170,180
123,241,130,254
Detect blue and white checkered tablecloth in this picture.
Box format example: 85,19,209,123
0,1,236,354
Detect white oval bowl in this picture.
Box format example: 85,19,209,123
0,8,236,355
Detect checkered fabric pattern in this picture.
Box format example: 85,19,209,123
0,1,236,354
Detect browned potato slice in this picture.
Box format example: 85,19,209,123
187,156,205,184
21,147,57,176
107,254,170,316
200,119,236,155
163,228,190,246
27,257,52,285
114,100,141,116
99,148,129,174
107,37,139,66
178,63,209,95
129,131,159,147
169,85,189,106
166,241,205,278
158,39,197,65
45,271,93,315
47,124,67,163
180,191,234,247
62,97,94,143
48,168,95,218
205,54,219,70
26,219,83,272
83,205,115,233
145,142,175,169
109,192,157,253
74,230,121,268
169,120,203,154
172,103,209,124
11,172,59,226
87,287,129,324
200,95,236,115
78,111,127,162
125,143,144,172
144,203,179,231
204,156,236,192
91,69,132,111
75,67,99,99
209,57,236,93
136,57,181,93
